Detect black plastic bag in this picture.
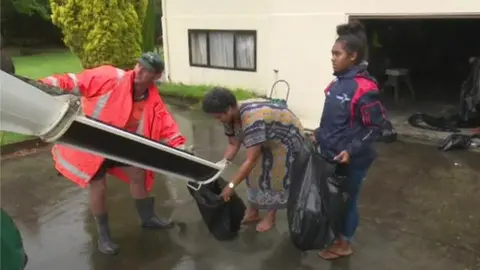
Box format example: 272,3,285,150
459,57,480,122
407,58,480,131
187,178,246,241
378,120,398,143
326,164,349,237
408,112,461,132
438,133,480,151
287,141,348,251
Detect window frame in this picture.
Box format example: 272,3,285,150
188,29,257,72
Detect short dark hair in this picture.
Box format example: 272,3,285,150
336,20,368,64
202,87,237,113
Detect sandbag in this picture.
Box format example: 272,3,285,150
187,178,246,241
287,141,348,251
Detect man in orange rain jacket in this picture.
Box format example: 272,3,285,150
39,52,186,255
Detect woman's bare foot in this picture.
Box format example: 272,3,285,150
318,250,341,260
256,210,276,232
328,244,353,257
241,208,261,224
317,239,341,260
318,239,353,260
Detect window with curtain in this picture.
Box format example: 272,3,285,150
189,32,208,65
188,29,257,72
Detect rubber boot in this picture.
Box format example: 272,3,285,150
94,214,119,255
135,197,174,229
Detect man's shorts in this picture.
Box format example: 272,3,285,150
91,159,129,180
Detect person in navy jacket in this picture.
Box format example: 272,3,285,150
315,21,388,260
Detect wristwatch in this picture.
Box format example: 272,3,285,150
228,182,235,189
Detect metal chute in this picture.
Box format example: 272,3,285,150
0,71,225,188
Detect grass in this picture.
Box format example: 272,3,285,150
160,82,258,101
1,50,258,145
12,50,83,79
0,133,32,146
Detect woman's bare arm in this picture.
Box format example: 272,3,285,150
223,136,241,161
229,145,262,187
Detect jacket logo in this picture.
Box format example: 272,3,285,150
335,93,351,104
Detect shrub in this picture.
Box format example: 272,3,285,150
49,0,148,69
142,0,156,52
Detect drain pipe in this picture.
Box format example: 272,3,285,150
161,0,172,82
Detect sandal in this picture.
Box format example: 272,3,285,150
328,245,354,257
318,250,342,260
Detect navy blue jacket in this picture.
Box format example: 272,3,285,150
314,66,387,168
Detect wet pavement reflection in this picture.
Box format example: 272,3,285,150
1,102,479,270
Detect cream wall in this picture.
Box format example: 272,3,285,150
162,0,480,129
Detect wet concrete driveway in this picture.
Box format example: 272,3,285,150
1,104,479,270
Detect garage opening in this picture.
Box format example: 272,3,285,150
355,17,480,140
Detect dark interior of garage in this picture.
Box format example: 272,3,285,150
357,18,480,138
361,18,479,103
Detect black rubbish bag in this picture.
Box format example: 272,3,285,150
438,133,480,151
187,178,246,241
407,58,480,132
378,120,398,143
287,141,348,251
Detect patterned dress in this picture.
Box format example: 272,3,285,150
224,100,305,210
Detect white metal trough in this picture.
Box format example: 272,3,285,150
0,71,225,189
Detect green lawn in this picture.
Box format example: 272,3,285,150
0,132,32,145
1,50,257,145
160,83,257,101
12,51,83,79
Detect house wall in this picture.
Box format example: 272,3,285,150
162,0,480,129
